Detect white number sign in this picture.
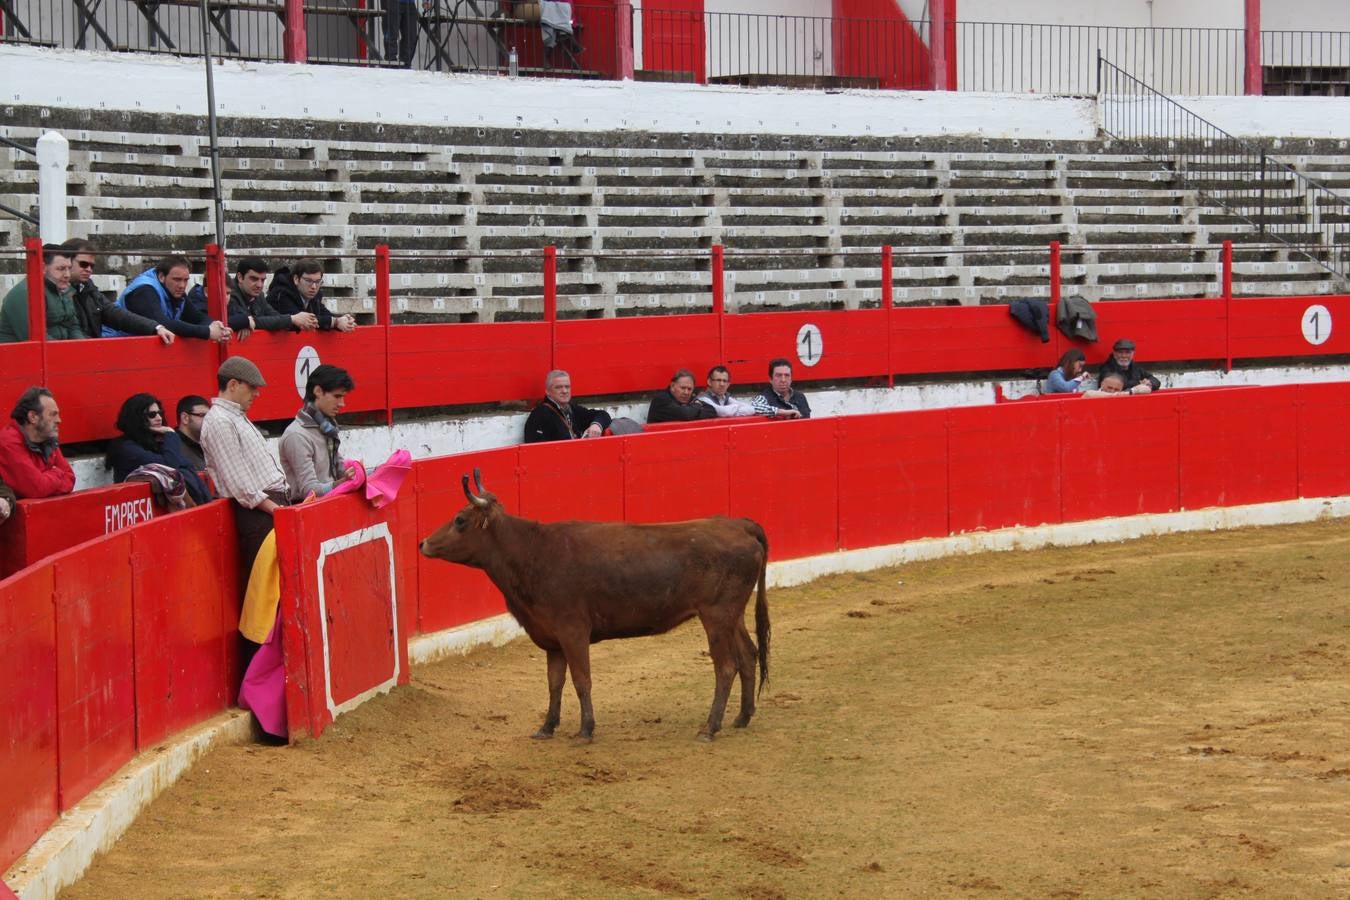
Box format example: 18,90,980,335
796,323,823,368
1301,304,1332,346
295,345,320,399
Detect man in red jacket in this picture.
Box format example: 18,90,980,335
0,386,76,499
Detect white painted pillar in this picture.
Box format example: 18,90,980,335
36,131,69,244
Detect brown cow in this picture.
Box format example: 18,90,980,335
419,470,770,741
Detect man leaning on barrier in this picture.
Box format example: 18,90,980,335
647,368,720,423
110,255,233,342
1097,338,1161,395
752,357,810,419
697,365,759,417
229,257,318,338
523,369,613,443
0,244,80,343
61,238,175,345
266,259,356,333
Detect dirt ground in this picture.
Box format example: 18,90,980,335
63,518,1350,899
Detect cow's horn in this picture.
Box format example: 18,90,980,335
462,473,489,508
472,467,486,496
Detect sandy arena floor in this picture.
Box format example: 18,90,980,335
63,518,1350,898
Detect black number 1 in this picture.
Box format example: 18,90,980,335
1308,311,1321,341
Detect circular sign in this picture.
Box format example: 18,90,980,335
796,323,823,368
1301,304,1332,346
295,345,321,399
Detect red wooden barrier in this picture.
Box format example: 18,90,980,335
837,410,949,549
728,418,839,560
0,564,58,870
623,427,731,524
948,402,1062,533
413,447,518,633
556,315,721,395
1058,393,1182,521
389,322,549,409
130,503,241,747
53,533,137,808
721,308,888,386
0,482,155,578
1178,385,1301,509
1297,382,1350,499
275,492,417,741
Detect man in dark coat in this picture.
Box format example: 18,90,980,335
60,238,175,344
647,368,720,424
265,259,356,333
227,256,319,337
1098,338,1162,394
523,370,613,443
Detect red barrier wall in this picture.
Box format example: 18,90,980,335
0,483,155,578
2,289,1347,445
6,381,1350,869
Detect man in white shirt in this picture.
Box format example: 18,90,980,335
697,365,759,417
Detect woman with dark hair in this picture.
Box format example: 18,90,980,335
106,392,211,504
1046,348,1090,394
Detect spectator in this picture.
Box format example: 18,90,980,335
1083,372,1128,398
175,394,211,472
0,244,81,343
648,368,720,423
697,365,759,417
199,356,289,586
0,473,14,524
752,358,810,419
0,386,75,499
229,256,317,336
384,0,419,67
61,239,174,345
280,364,356,501
105,393,210,505
112,255,233,342
1098,338,1161,394
1046,348,1090,394
523,369,612,443
266,259,356,333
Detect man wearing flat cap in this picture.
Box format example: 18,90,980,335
200,355,290,593
1098,338,1161,395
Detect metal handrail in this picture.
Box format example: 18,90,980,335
1098,53,1350,283
0,201,39,224
1,135,37,155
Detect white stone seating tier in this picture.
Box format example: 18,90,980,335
3,118,1347,313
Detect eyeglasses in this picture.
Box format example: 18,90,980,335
299,276,323,287
185,410,208,419
145,409,163,420
75,260,95,270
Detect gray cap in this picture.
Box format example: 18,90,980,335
217,355,266,387
1112,338,1136,351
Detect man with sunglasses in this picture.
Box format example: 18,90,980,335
175,394,212,473
264,259,356,333
59,238,175,344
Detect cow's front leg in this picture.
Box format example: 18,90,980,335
533,648,568,739
561,637,595,741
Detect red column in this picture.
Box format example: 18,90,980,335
1244,0,1262,95
284,0,307,63
24,237,47,381
204,243,229,364
614,0,635,80
1222,240,1233,372
711,244,724,363
930,0,949,90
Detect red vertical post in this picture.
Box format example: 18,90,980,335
1222,240,1233,372
283,0,308,63
614,0,635,80
205,243,229,364
1244,0,1262,96
881,244,894,388
543,245,558,372
711,244,725,364
930,0,949,90
24,237,47,381
943,0,957,90
375,244,392,424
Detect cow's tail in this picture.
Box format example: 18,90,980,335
746,519,770,698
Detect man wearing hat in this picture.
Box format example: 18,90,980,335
1098,338,1161,394
200,356,290,585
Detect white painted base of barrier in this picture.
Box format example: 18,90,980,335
3,710,253,900
7,494,1349,899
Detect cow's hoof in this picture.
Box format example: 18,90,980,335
696,730,715,742
573,732,594,744
732,715,751,728
531,728,555,740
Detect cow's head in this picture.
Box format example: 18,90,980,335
418,468,501,562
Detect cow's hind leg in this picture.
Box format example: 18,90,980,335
560,636,596,741
698,623,739,741
533,648,568,739
731,623,757,728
